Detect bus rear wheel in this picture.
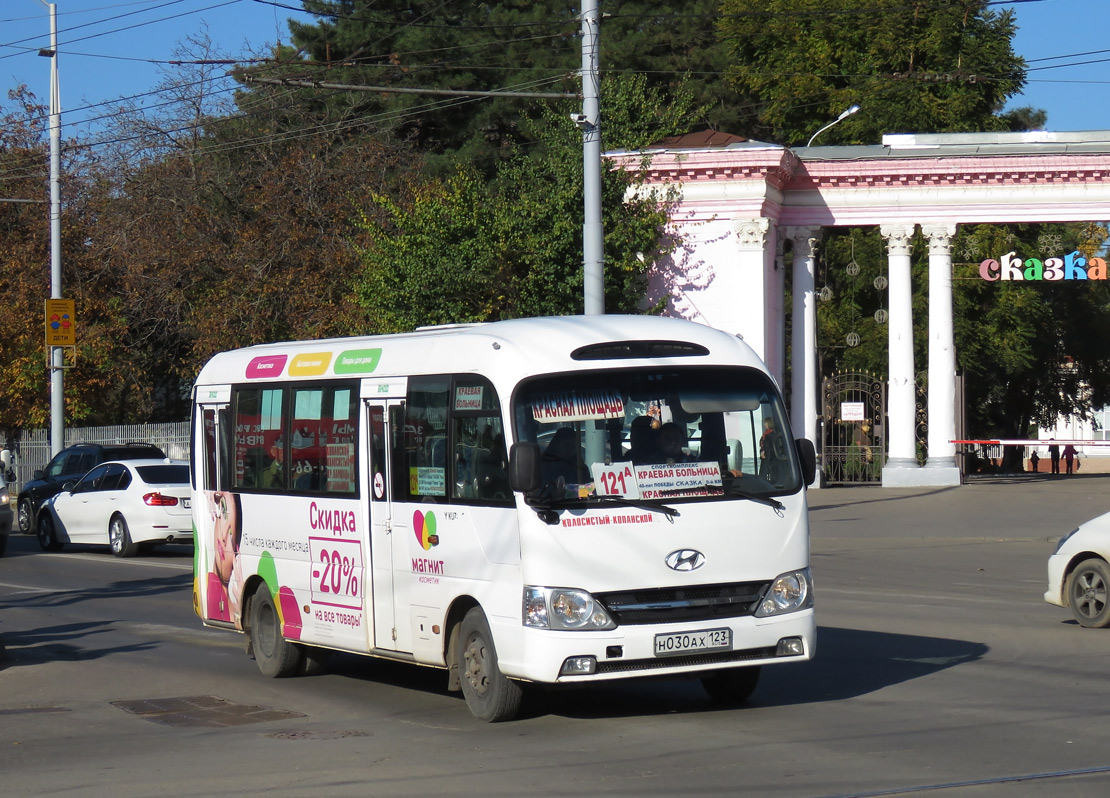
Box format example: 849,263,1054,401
458,607,522,722
249,584,304,677
701,666,761,704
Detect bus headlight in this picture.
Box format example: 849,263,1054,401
754,569,813,617
523,586,616,630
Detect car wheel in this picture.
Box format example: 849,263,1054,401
109,514,139,558
701,666,761,704
18,498,33,535
37,513,63,552
457,607,523,722
1068,558,1110,628
249,583,304,678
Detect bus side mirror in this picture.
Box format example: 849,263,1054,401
508,442,541,493
795,438,817,486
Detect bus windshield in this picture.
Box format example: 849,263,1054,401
513,366,800,502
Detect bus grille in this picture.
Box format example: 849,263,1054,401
594,645,777,675
596,581,768,625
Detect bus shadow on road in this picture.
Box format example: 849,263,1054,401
256,625,987,721
518,625,987,720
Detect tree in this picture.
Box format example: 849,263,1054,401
717,0,1027,145
952,223,1110,443
243,0,740,170
0,87,124,434
353,74,696,330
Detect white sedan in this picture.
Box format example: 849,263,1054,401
37,459,193,557
1045,509,1110,627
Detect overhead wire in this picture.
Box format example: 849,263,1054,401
1,0,1103,186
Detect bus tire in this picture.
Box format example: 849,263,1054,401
458,607,522,722
249,584,304,678
701,666,761,704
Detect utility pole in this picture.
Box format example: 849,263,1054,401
38,1,64,457
578,0,604,316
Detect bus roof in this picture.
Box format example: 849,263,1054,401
193,315,767,388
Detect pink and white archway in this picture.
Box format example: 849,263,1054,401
613,130,1110,487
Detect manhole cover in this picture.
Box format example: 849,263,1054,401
112,696,306,728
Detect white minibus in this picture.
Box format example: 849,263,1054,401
190,315,816,721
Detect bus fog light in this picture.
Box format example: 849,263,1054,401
776,636,805,657
560,656,597,675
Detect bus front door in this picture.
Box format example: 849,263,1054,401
366,400,412,653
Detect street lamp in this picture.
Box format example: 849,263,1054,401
806,104,860,148
37,1,64,457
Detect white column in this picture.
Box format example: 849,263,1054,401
766,230,787,387
921,223,961,485
881,223,919,484
733,219,772,361
787,227,821,451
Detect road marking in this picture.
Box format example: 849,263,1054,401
43,552,191,570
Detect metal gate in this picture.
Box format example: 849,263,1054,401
821,371,887,484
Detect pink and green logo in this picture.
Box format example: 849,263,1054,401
413,510,439,550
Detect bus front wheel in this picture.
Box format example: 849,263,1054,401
249,584,305,678
458,607,522,722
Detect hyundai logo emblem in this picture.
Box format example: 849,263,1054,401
665,549,705,571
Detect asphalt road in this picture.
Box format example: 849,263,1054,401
2,472,1110,797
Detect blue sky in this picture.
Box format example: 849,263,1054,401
1,0,1107,137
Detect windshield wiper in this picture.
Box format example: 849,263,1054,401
591,494,679,518
669,482,784,511
720,484,784,511
524,489,679,522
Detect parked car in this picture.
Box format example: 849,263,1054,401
17,442,166,534
1045,509,1110,627
35,459,192,557
0,477,12,557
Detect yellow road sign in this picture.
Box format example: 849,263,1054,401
45,299,76,346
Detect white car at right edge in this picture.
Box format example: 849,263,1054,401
1046,509,1110,627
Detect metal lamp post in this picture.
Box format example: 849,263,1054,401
806,104,861,148
37,1,64,457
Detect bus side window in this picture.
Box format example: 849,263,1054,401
450,377,510,504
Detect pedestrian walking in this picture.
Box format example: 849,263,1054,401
1048,439,1060,474
1063,443,1078,475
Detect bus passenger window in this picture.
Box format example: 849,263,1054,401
234,387,283,491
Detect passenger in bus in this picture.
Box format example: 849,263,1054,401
261,437,284,489
542,428,582,485
626,416,661,464
659,422,693,464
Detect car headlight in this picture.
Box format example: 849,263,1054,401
755,569,813,617
0,491,9,506
523,586,616,630
1054,527,1080,554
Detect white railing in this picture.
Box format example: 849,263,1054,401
4,422,189,491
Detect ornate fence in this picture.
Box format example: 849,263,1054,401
821,372,887,484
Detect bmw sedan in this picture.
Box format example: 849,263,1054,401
36,459,193,557
1046,508,1110,627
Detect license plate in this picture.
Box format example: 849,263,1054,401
654,627,732,657
182,498,190,509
